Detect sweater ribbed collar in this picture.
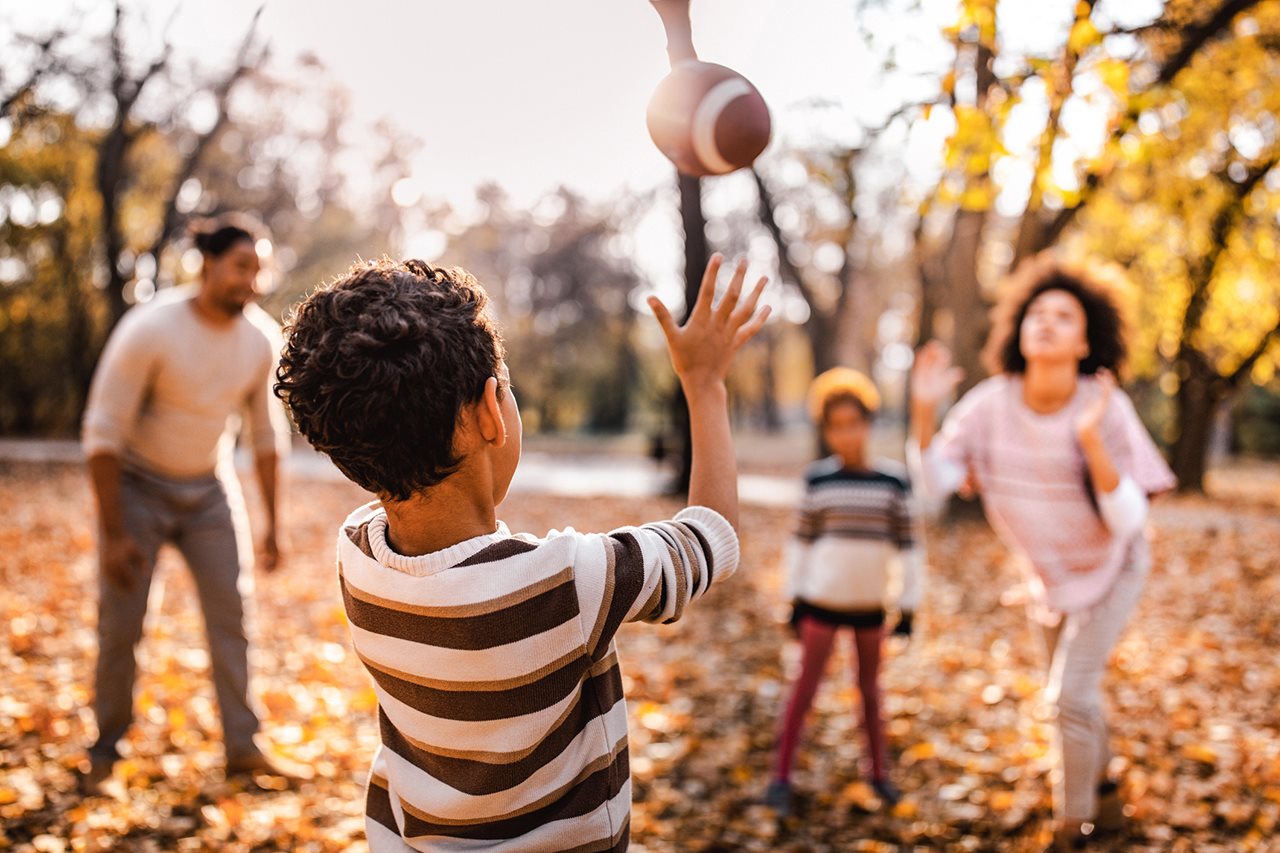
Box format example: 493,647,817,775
365,509,511,577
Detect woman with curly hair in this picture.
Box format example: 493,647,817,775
909,255,1175,851
765,368,924,818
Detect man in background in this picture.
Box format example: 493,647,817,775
80,214,304,794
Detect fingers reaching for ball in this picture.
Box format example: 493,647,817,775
648,254,771,387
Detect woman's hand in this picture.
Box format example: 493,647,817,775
910,341,965,409
1075,368,1115,444
910,341,965,450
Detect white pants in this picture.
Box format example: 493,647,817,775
1040,555,1147,823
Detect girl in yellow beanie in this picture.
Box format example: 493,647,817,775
766,368,923,817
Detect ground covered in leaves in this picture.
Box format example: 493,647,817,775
1,459,1278,852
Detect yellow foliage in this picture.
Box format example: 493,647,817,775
959,0,998,45
1094,57,1131,99
960,183,996,211
1067,18,1101,55
1070,4,1280,385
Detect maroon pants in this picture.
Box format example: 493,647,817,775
773,615,887,782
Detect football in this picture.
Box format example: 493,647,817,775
645,60,772,178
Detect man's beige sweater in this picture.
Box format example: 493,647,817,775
82,287,288,478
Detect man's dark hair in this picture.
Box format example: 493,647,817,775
275,258,506,501
189,213,264,258
981,254,1129,376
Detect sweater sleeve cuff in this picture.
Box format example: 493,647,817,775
906,439,964,511
784,538,810,600
896,548,925,612
1096,475,1148,538
675,505,741,582
81,417,124,460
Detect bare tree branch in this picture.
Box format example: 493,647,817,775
95,1,265,325
1180,155,1280,350
1110,20,1180,38
0,30,71,119
1011,0,1097,266
97,2,174,321
751,168,818,312
1039,0,1263,246
1155,0,1263,87
1224,317,1280,387
147,5,267,265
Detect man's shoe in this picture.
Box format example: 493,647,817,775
225,750,314,786
78,758,121,799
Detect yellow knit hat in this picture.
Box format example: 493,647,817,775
808,367,881,421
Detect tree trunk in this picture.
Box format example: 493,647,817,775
588,322,638,433
96,127,131,327
671,171,708,496
917,42,996,386
806,310,840,376
1170,351,1221,492
943,208,991,394
759,327,781,432
1011,208,1051,270
914,237,944,347
751,167,847,377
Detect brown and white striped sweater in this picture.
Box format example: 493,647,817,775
786,458,924,615
336,501,740,852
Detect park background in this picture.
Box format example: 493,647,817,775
1,1,1279,851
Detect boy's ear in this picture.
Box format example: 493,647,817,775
474,376,507,449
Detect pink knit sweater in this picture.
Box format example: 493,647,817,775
910,375,1176,614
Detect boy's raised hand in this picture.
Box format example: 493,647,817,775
646,254,769,529
647,255,770,387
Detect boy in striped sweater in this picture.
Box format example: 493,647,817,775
766,368,923,816
275,255,769,851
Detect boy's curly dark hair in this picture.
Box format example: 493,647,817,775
981,253,1130,376
275,258,505,501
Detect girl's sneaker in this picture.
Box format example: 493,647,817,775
764,779,794,818
1046,825,1090,852
1093,779,1125,833
871,777,902,806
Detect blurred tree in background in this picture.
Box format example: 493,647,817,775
0,113,102,433
911,0,1280,489
2,0,1279,489
0,3,409,435
431,186,652,434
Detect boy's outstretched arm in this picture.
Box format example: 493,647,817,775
648,255,770,531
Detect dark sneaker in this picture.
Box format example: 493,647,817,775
871,777,902,807
1046,826,1090,852
1094,780,1125,833
78,758,122,799
764,778,794,818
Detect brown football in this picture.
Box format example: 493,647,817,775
646,60,772,177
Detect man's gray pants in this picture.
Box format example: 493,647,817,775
90,464,260,764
